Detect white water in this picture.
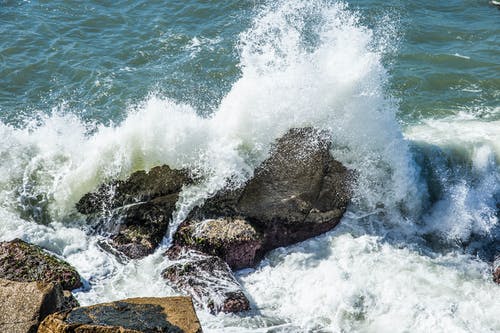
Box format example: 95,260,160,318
0,0,499,332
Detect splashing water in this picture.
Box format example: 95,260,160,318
0,0,498,332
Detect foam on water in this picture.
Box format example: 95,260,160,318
0,0,499,332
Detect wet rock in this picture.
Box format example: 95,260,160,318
163,247,250,314
38,296,202,333
174,217,264,269
0,279,73,333
493,255,500,284
76,165,191,214
237,127,352,248
76,165,192,259
0,239,82,290
176,127,353,267
107,194,179,259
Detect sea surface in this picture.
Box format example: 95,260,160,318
1,1,499,332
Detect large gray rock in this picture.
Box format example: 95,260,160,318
0,279,73,333
38,296,202,333
175,127,353,268
163,247,250,314
76,165,192,259
0,239,82,290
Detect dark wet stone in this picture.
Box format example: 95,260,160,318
163,247,250,314
76,165,191,215
0,239,82,290
76,166,191,259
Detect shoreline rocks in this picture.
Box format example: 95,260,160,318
75,127,353,314
38,296,202,333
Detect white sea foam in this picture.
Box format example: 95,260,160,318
0,0,499,332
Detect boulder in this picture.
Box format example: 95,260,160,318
163,247,250,314
0,239,82,290
38,297,202,333
174,217,263,269
0,279,73,333
76,165,191,214
174,127,353,267
76,165,192,259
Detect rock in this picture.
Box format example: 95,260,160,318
163,247,250,314
38,296,202,333
235,127,352,248
106,194,180,259
76,165,192,259
175,127,353,268
76,165,191,214
494,255,500,284
174,217,264,269
0,239,82,290
0,279,73,333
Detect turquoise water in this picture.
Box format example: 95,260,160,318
1,0,498,124
1,1,499,332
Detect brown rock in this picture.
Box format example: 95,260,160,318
38,297,202,333
0,239,82,290
163,247,250,314
174,217,263,269
0,279,72,333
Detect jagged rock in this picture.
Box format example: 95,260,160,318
0,279,73,333
76,165,191,214
494,255,500,284
175,127,353,268
38,296,202,333
0,239,82,290
106,194,179,259
163,247,250,314
174,217,264,269
76,165,192,259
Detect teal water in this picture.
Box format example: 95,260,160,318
1,1,499,332
1,0,498,124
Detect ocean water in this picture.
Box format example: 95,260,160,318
1,0,499,332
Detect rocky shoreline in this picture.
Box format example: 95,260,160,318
1,127,498,332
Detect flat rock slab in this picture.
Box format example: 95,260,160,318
163,247,250,314
38,297,202,333
0,239,82,290
0,279,71,333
